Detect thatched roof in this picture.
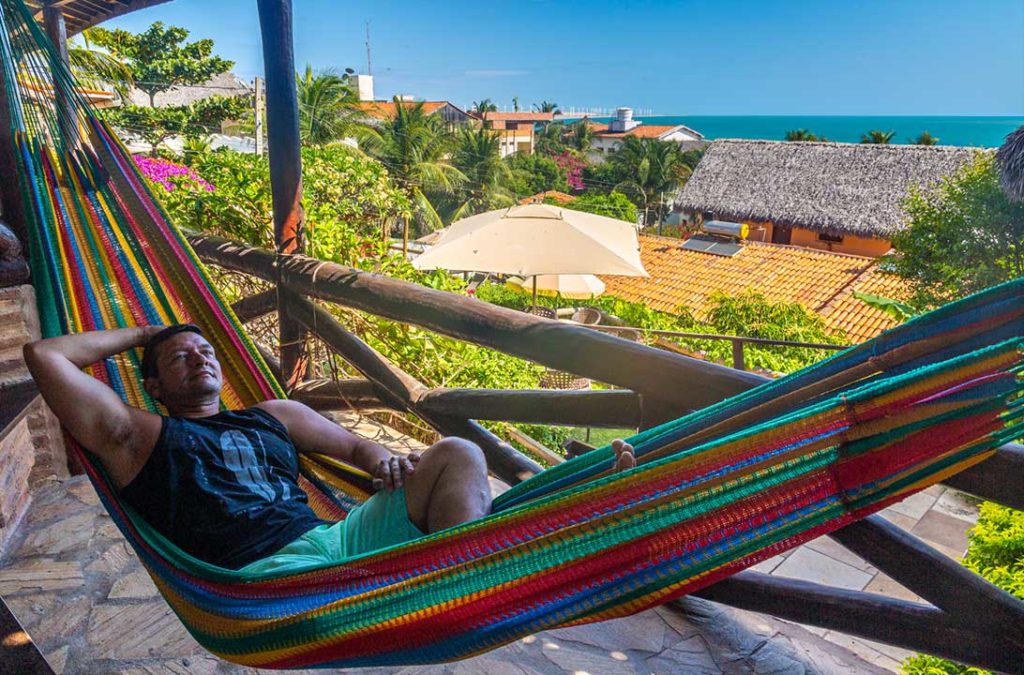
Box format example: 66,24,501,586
996,125,1024,202
127,73,252,108
677,140,981,238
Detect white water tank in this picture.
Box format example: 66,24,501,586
608,107,641,132
354,74,374,102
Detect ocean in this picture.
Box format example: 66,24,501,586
587,116,1024,148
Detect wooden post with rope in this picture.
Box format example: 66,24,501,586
256,0,308,390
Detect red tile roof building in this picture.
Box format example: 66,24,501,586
601,235,907,344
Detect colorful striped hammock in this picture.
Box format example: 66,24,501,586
3,0,1022,667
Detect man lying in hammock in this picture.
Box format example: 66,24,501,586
25,323,637,572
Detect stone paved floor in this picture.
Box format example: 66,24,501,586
0,415,979,675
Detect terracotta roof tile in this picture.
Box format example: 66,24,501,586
519,191,577,205
355,100,452,119
596,125,689,139
483,112,554,122
601,235,906,344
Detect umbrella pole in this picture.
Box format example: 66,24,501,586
532,277,538,306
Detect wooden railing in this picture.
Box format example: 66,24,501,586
185,233,1024,672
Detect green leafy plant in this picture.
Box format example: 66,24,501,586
887,153,1024,309
902,503,1024,674
554,191,637,223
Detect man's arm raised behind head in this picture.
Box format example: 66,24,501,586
23,327,163,480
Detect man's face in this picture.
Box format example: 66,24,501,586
144,331,223,409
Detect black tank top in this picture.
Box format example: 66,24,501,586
120,408,326,569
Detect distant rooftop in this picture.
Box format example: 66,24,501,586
601,234,907,343
678,139,981,239
127,72,251,108
483,111,554,123
355,100,468,120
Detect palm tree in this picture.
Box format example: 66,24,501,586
570,120,595,152
512,96,520,112
471,99,498,115
912,131,939,146
295,64,363,146
860,130,895,144
608,137,690,227
447,126,514,220
68,29,134,99
361,97,465,233
784,129,821,142
533,100,560,114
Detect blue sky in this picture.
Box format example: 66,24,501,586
99,0,1024,115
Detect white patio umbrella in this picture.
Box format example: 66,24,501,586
507,274,606,300
412,203,647,303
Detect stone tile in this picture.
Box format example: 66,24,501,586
93,515,122,541
30,594,92,647
0,558,83,594
113,654,221,674
17,512,97,556
863,572,924,604
877,509,917,532
749,554,787,574
885,491,937,522
911,511,971,555
931,490,979,524
85,541,136,576
65,478,101,506
547,610,666,653
654,604,701,640
771,547,874,591
87,600,200,660
108,569,158,599
451,656,534,675
821,632,906,673
922,484,946,497
540,638,637,674
44,645,69,675
804,536,876,573
647,635,722,674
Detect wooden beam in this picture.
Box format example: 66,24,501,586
504,425,565,466
829,514,1024,641
191,235,1022,508
287,295,543,483
417,388,641,427
256,0,307,389
693,571,1024,673
187,235,767,411
289,378,388,411
42,3,76,147
229,289,278,323
943,443,1024,511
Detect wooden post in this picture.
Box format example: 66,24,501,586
731,339,745,370
42,2,76,148
0,20,28,251
253,76,264,156
256,0,307,390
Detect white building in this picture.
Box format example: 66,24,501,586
587,108,706,160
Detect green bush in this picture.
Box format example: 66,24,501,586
902,503,1024,674
475,284,842,375
552,191,638,223
154,146,411,250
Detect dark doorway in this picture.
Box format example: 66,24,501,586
771,224,792,245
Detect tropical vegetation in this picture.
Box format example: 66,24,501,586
92,21,247,155
860,129,896,144
887,153,1024,309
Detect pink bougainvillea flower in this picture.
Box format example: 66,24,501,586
134,155,214,192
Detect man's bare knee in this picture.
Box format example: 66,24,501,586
428,438,487,472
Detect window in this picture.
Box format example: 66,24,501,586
817,232,844,243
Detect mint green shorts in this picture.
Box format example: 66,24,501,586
239,487,425,576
